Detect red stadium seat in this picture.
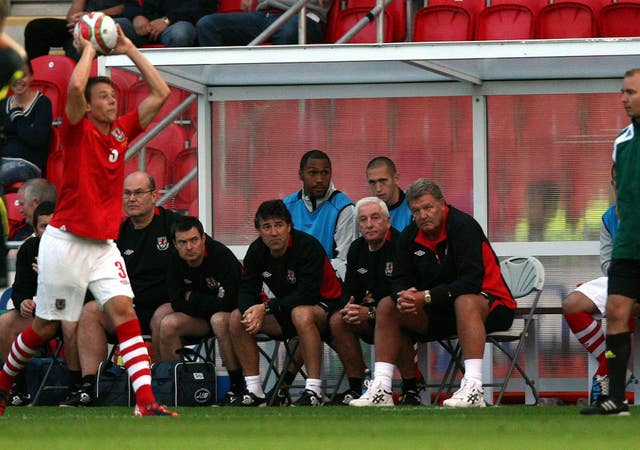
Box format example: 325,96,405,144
413,5,474,42
172,148,198,210
329,6,394,43
599,2,640,37
126,82,192,125
30,55,77,123
218,0,257,12
554,0,611,16
44,127,64,192
538,2,597,38
109,68,140,115
475,4,536,40
336,0,407,41
487,0,549,14
426,0,485,16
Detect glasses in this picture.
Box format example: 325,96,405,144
123,189,153,199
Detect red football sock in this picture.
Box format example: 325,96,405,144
116,319,154,405
0,326,46,392
565,312,607,376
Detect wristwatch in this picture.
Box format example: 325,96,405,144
162,16,170,26
367,307,376,320
424,290,432,305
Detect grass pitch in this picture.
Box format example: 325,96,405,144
0,405,638,449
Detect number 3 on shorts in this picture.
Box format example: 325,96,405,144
115,261,127,279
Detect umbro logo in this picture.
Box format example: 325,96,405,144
123,249,134,256
414,250,426,256
184,279,192,284
357,268,368,274
262,271,272,278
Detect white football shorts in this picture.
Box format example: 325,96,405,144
574,276,608,317
35,226,134,321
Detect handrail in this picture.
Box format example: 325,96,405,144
124,94,196,162
249,0,312,46
158,166,197,207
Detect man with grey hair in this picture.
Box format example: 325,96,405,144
351,178,515,408
12,178,57,239
329,196,417,406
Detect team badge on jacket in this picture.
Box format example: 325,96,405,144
111,127,125,142
287,269,296,284
205,278,218,290
385,262,394,276
157,236,169,251
55,299,66,310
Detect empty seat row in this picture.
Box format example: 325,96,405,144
412,1,640,42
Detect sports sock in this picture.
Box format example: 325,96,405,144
0,325,46,392
228,369,245,394
463,359,483,384
283,370,297,387
605,332,631,403
348,377,364,393
373,362,395,392
245,375,264,397
115,319,154,405
564,312,607,376
305,378,322,397
402,377,417,393
68,370,82,391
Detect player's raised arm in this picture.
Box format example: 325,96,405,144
111,25,170,128
66,32,95,124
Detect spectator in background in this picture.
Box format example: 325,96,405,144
366,156,412,231
116,0,217,48
1,0,27,100
10,178,57,240
0,60,52,187
24,0,125,61
196,0,332,46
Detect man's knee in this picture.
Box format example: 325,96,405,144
291,305,318,329
211,312,230,334
562,291,594,315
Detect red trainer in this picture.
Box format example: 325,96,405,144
134,402,179,417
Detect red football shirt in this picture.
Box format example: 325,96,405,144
51,109,142,240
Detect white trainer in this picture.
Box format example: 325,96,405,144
442,378,487,408
349,379,394,407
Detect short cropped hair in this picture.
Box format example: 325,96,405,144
366,156,397,176
254,199,292,229
624,68,640,78
18,178,57,204
355,196,390,218
405,178,444,204
32,201,55,226
171,215,204,241
85,76,114,102
299,149,331,171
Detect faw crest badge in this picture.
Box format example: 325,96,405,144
55,298,66,310
157,236,169,251
385,261,394,276
205,277,218,290
287,269,296,284
111,127,125,142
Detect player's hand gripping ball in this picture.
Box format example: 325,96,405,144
74,12,118,55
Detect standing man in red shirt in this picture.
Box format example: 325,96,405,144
0,25,177,417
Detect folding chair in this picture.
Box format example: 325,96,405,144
256,334,305,406
427,256,545,405
29,337,67,406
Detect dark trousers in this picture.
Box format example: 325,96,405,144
24,18,80,61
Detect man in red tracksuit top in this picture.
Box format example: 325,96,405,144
351,178,515,408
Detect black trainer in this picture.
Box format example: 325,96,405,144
265,386,291,406
216,391,239,406
328,389,361,406
580,398,630,416
59,387,94,407
398,389,422,406
230,390,266,407
292,389,322,407
8,391,31,407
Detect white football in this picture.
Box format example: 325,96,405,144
74,12,118,55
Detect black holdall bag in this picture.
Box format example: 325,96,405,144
151,348,216,406
95,361,134,406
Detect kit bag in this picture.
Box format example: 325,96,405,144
24,357,69,405
151,349,216,406
95,361,134,406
